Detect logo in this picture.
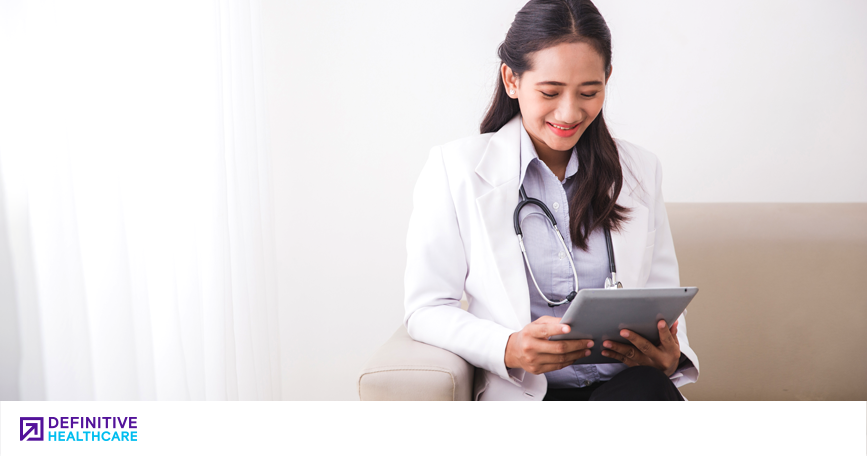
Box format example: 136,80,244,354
20,417,44,441
18,416,138,442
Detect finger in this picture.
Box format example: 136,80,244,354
533,315,561,325
535,338,594,355
534,348,592,365
600,348,640,367
601,340,637,359
657,320,675,349
671,320,680,342
601,340,649,365
620,329,659,358
528,319,569,340
536,349,594,373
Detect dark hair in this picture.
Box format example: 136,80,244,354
480,0,629,251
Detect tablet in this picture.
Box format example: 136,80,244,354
548,287,698,364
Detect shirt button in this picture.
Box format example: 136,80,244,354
552,202,560,211
558,251,565,260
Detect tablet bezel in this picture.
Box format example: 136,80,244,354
548,287,698,364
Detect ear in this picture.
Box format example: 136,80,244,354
501,63,518,99
605,64,613,84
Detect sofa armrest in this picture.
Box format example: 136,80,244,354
358,325,475,401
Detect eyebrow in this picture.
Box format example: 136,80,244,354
535,80,604,87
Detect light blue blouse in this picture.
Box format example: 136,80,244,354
512,122,629,388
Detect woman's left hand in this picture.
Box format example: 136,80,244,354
600,320,681,376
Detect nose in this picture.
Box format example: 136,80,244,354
554,95,584,125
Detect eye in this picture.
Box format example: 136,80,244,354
581,92,600,98
540,91,557,98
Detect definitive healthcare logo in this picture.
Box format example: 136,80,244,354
19,416,138,442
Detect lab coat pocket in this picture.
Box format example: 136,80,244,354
637,229,656,286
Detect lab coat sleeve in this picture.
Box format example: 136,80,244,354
403,147,517,382
644,156,700,387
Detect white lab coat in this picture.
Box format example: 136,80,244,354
403,114,699,401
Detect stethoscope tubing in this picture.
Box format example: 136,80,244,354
514,184,621,307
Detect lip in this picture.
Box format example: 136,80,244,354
546,121,581,138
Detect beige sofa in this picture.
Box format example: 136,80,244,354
358,204,867,400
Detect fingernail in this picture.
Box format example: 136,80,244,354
621,330,629,337
585,350,591,356
562,326,569,333
603,341,611,348
587,341,594,348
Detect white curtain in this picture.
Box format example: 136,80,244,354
0,0,281,400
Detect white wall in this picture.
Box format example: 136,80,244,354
261,0,867,400
599,0,867,203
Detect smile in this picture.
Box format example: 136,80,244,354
546,121,581,137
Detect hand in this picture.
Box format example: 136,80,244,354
600,320,681,376
504,316,594,375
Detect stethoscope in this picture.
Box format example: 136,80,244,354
514,184,622,307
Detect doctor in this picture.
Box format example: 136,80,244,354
403,0,699,401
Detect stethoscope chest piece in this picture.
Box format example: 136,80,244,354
604,274,623,289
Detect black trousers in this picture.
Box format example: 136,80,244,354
542,366,684,401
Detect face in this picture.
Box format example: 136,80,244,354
502,41,610,157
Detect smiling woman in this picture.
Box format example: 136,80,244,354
508,43,606,159
481,4,628,253
403,0,698,401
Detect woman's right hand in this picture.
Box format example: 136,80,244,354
504,315,594,375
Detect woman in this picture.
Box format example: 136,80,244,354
403,0,699,401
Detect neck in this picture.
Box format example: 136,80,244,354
526,128,571,181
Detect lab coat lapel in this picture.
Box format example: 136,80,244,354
609,185,649,288
475,115,531,329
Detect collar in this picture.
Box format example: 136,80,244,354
519,120,579,186
474,114,581,190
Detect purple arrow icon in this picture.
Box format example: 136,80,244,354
20,417,44,441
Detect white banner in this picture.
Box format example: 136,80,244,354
1,401,865,455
